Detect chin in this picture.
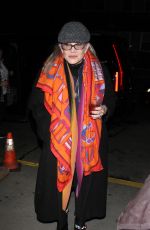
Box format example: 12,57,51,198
68,60,78,64
67,59,82,65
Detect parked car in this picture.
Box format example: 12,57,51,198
91,33,134,122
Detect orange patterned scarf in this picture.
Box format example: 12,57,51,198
36,50,105,203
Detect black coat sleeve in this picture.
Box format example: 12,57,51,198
28,82,51,142
102,63,117,121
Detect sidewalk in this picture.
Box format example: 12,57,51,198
0,164,139,230
0,101,149,230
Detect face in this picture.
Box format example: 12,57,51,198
59,43,89,64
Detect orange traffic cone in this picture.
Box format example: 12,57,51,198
3,132,20,171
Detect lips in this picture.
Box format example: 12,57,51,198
68,55,77,58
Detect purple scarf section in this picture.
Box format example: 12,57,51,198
76,83,84,197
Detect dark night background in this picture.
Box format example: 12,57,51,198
1,0,150,119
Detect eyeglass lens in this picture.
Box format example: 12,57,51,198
61,43,85,50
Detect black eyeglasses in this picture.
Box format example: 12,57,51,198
60,43,86,50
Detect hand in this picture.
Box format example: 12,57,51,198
90,105,107,119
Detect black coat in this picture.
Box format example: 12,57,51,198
29,62,116,223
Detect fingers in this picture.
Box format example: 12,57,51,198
90,105,107,119
90,114,101,119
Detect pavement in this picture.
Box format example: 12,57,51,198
0,99,150,230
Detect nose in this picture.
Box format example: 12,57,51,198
70,46,76,52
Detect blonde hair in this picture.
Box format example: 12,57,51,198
42,45,61,73
88,43,97,57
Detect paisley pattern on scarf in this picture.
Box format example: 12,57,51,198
36,50,105,193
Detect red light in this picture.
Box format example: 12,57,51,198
115,71,119,92
112,43,124,90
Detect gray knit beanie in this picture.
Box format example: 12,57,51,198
58,21,91,43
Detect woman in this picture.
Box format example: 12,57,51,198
29,21,116,230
